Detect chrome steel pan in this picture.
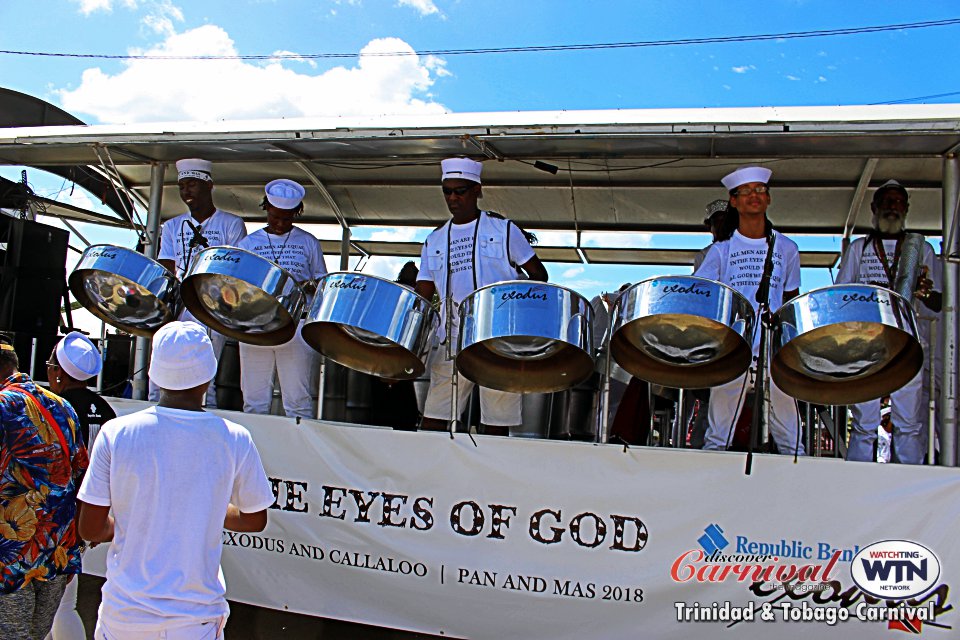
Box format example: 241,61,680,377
69,244,181,337
181,247,305,346
611,276,755,389
772,284,922,404
456,281,594,393
302,273,438,380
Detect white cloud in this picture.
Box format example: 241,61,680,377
817,76,827,83
786,75,800,81
140,1,184,37
72,0,119,14
58,27,448,123
582,232,653,249
398,0,441,16
732,65,756,74
562,266,584,279
367,227,421,242
272,50,318,69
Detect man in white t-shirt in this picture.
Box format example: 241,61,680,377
416,158,548,436
238,179,327,419
77,321,274,639
836,180,942,464
694,166,805,455
154,158,248,407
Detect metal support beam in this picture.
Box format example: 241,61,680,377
841,157,878,245
132,162,165,400
295,161,350,270
939,156,958,467
340,227,351,271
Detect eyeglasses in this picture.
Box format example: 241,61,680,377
442,185,474,196
45,361,59,369
734,185,769,197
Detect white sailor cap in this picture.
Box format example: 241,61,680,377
703,199,729,225
874,179,909,199
176,158,213,182
265,179,306,209
148,321,218,391
721,166,772,191
55,332,102,381
441,158,482,184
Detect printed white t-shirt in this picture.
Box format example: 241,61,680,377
238,227,327,283
77,406,275,631
158,210,248,278
836,236,941,293
695,230,801,351
419,218,535,305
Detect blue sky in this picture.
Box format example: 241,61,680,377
2,0,959,315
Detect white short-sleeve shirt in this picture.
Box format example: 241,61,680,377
158,210,248,278
77,406,275,631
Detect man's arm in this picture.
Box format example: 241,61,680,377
158,258,176,275
77,501,114,543
783,288,800,304
520,255,548,282
224,504,268,532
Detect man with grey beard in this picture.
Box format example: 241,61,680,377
836,180,941,464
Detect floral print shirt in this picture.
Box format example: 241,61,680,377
0,373,88,593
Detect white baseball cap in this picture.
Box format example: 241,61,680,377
175,158,213,182
265,179,306,209
55,332,102,382
441,158,482,184
148,321,218,391
721,166,772,191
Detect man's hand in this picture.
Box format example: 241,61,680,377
913,265,942,312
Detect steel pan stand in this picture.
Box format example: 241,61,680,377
745,309,773,474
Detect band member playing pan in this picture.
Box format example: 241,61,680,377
835,180,941,464
416,158,548,436
156,158,248,407
693,166,804,455
237,179,327,419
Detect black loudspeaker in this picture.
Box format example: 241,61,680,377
0,217,69,334
99,334,134,397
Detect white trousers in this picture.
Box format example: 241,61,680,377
45,576,84,640
239,321,318,419
703,371,805,455
94,615,226,639
847,369,926,464
422,346,522,426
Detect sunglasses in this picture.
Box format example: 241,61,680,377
442,185,474,196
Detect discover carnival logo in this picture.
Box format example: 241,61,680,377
850,540,941,600
671,524,844,586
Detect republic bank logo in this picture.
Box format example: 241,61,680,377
698,524,729,555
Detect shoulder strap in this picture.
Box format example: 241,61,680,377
7,385,72,469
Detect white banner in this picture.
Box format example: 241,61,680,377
87,400,960,639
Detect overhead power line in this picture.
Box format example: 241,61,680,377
1,18,958,61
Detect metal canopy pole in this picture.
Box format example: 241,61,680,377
132,162,165,400
940,156,958,467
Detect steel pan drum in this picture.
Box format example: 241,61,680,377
456,281,594,394
69,244,181,337
771,284,922,405
181,247,305,346
611,276,755,389
302,273,438,380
